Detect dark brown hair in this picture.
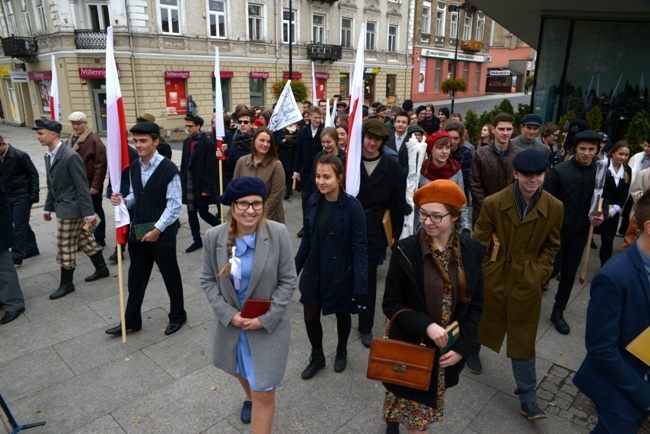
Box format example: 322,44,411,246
251,127,278,161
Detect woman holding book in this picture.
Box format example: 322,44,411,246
381,179,484,434
200,176,297,434
295,154,368,379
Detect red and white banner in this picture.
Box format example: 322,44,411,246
213,47,226,160
49,55,58,121
105,26,130,244
345,23,366,197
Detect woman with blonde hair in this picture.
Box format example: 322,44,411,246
201,177,296,434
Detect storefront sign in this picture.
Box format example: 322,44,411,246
421,49,492,63
314,72,330,79
283,71,303,79
364,67,381,74
78,66,120,79
28,71,52,81
10,71,29,83
250,71,269,79
0,66,10,77
489,70,511,76
165,70,190,79
211,71,234,78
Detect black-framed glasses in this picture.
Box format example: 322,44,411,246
418,210,450,223
238,120,250,125
234,200,264,211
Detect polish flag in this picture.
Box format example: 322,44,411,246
214,47,226,161
50,55,59,121
345,23,366,197
105,26,130,244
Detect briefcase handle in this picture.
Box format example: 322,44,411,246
384,308,428,347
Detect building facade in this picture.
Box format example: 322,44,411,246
410,0,493,103
485,22,535,94
0,0,412,134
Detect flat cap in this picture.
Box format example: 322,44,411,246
521,113,543,126
407,125,425,136
574,130,604,144
363,118,390,140
337,102,347,108
33,119,62,134
130,122,160,135
376,105,387,113
219,176,267,206
136,113,156,123
513,149,548,174
68,111,87,122
184,113,204,127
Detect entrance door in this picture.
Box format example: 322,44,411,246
6,80,20,123
316,78,326,100
363,74,375,105
92,89,107,133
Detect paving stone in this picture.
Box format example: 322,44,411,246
201,419,243,434
560,409,573,419
571,408,588,419
537,389,553,401
539,381,558,394
557,391,575,403
554,397,571,410
547,405,561,415
69,414,127,434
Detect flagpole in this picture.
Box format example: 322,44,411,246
117,243,126,342
214,48,226,219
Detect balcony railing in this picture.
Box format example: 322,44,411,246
460,40,483,52
74,30,107,50
1,35,38,62
308,0,338,4
307,44,343,63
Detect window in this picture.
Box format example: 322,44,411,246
421,2,431,35
463,15,472,40
35,0,47,32
476,14,485,41
386,74,396,98
463,62,469,82
341,18,352,48
474,64,480,92
165,78,187,116
249,78,265,107
88,3,110,30
282,9,296,44
436,5,445,37
450,11,458,39
208,0,226,38
339,73,349,97
212,77,231,112
313,14,325,44
20,0,31,36
434,59,441,92
160,0,180,35
3,0,16,35
366,21,376,51
388,25,397,52
248,4,263,41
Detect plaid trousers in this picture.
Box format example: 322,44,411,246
56,217,102,269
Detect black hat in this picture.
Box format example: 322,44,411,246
337,102,347,108
363,119,390,140
415,105,427,115
402,99,414,112
33,119,62,134
376,105,387,113
219,176,267,205
513,149,548,174
184,113,204,127
130,122,160,135
521,114,543,126
574,130,604,145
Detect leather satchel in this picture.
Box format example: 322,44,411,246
366,308,436,391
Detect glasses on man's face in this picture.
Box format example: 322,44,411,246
418,210,450,223
238,120,250,125
234,200,264,211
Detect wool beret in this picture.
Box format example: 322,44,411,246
33,119,62,134
219,176,267,206
402,99,414,112
413,179,466,210
415,105,427,115
425,131,453,151
363,118,390,140
521,113,543,126
574,130,604,145
136,113,156,123
130,122,160,135
68,111,87,122
184,113,204,127
407,125,425,136
253,118,266,127
513,149,548,174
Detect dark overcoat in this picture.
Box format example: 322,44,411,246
180,132,218,206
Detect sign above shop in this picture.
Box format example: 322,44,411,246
250,71,269,79
314,72,330,79
0,66,10,77
489,70,512,76
28,71,52,81
10,71,29,83
78,65,120,79
165,71,190,79
364,67,381,74
211,71,234,78
283,71,303,79
421,49,492,63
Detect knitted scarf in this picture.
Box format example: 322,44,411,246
421,158,461,182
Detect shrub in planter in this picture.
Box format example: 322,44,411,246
625,109,650,154
271,79,308,103
441,78,467,94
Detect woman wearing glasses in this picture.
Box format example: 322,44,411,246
201,176,297,434
381,179,484,434
233,127,286,223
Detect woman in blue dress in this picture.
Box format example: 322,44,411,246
201,177,297,433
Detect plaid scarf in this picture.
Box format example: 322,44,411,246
513,181,542,220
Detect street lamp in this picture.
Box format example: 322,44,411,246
447,2,472,115
289,0,293,79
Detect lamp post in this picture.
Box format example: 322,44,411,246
289,0,293,79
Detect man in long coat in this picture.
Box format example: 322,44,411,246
473,150,563,420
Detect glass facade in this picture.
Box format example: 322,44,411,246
533,18,650,144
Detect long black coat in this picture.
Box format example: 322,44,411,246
274,128,298,174
295,192,368,315
0,144,39,202
180,132,218,206
294,124,324,194
382,230,485,408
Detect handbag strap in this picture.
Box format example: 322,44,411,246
385,308,428,346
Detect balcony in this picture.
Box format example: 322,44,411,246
461,40,483,52
307,44,343,64
1,36,38,62
74,30,107,50
308,0,338,4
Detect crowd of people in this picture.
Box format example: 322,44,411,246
0,96,648,434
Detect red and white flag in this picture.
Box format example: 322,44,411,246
345,23,366,197
105,26,130,244
214,47,226,161
311,61,317,102
49,55,59,121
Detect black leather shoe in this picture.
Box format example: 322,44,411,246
86,253,110,282
334,344,347,373
551,307,570,335
301,349,326,379
12,258,22,266
466,354,483,374
164,322,184,335
109,248,124,263
360,333,373,348
240,400,252,424
0,307,25,324
49,283,75,300
185,240,203,253
24,249,40,259
105,324,142,335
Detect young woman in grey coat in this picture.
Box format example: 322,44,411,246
200,176,297,433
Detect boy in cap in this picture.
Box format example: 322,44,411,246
67,111,108,246
545,130,610,334
136,113,172,159
106,122,186,336
474,149,563,420
511,114,548,154
38,119,109,300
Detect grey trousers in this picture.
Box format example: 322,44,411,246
0,249,25,313
512,357,538,405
